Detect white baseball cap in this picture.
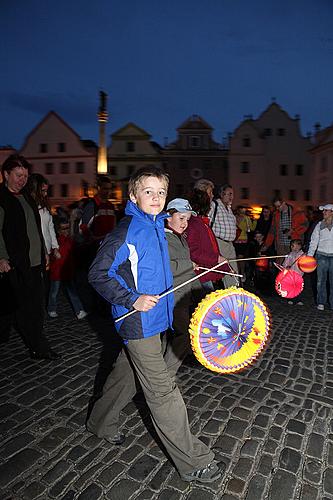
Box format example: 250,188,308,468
166,198,196,215
319,204,333,211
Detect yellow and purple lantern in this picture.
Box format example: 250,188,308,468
189,287,271,374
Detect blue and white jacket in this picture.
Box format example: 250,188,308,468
88,200,174,340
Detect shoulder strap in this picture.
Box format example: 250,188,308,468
210,200,218,229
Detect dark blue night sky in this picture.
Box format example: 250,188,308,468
1,0,333,149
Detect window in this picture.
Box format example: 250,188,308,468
190,136,201,148
289,189,296,201
304,189,311,201
273,189,281,199
60,184,68,197
58,142,66,152
240,161,249,173
241,187,249,199
279,164,288,176
319,184,327,200
45,163,54,175
295,164,303,176
242,136,251,147
127,165,135,176
264,128,272,136
179,159,188,169
48,184,54,197
60,162,69,174
126,141,135,152
76,162,85,174
277,128,286,136
39,143,48,153
320,156,327,172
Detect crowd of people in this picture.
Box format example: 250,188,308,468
1,154,333,484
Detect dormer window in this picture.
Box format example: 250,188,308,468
190,136,201,148
126,141,135,152
242,136,251,147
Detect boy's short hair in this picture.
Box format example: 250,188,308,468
128,166,169,197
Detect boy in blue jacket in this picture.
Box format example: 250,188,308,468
86,166,221,483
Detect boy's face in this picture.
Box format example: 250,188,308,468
167,212,191,234
130,176,167,215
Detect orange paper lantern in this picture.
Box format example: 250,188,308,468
297,255,317,273
256,258,269,271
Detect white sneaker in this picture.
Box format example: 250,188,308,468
288,301,294,305
48,311,58,318
317,304,324,311
77,310,88,320
296,301,304,306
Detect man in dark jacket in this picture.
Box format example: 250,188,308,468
0,154,59,360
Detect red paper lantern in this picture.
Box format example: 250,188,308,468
256,258,269,271
275,269,304,299
297,255,317,273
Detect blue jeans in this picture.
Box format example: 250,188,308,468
48,280,84,314
316,254,333,307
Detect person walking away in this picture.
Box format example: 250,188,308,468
185,189,230,293
0,154,59,360
86,166,222,483
47,220,88,320
307,204,333,311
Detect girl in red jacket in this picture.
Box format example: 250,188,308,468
184,190,231,292
48,220,88,320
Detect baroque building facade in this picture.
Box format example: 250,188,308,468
162,115,228,200
229,102,312,208
108,122,162,200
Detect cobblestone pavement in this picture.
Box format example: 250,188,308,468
1,278,333,500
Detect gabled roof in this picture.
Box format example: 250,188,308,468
177,114,213,132
256,101,298,124
232,118,260,137
111,122,151,139
20,110,84,150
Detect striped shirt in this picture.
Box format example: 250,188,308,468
209,199,237,241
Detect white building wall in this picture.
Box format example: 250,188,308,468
20,112,97,206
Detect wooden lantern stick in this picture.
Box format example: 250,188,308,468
114,254,287,324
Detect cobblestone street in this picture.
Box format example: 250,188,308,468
1,279,333,500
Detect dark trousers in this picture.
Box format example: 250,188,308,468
0,266,50,353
